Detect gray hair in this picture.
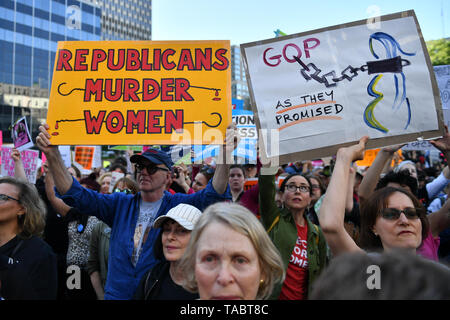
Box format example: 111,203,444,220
178,202,285,300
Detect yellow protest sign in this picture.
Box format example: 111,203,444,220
356,148,402,167
47,41,231,145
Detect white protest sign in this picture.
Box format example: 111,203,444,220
11,117,34,151
434,65,450,110
241,10,443,164
93,146,102,169
401,140,435,151
1,147,39,183
109,171,125,193
58,146,72,168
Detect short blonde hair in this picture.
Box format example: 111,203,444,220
97,172,112,185
178,202,285,300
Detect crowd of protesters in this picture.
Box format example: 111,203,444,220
0,123,449,300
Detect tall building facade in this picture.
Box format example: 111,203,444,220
82,0,152,40
0,0,152,143
231,45,250,109
96,0,152,40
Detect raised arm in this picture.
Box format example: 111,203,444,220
357,144,403,203
430,125,450,172
35,124,73,194
172,164,191,194
43,165,71,217
345,163,356,213
212,123,239,194
428,195,450,237
319,137,368,257
427,125,450,199
11,148,27,181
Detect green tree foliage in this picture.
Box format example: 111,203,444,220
426,38,450,66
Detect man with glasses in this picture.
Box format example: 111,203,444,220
36,123,237,300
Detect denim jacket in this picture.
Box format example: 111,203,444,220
58,177,230,299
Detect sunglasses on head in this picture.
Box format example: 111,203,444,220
114,188,132,194
201,165,215,175
135,163,169,175
0,194,19,202
380,207,420,220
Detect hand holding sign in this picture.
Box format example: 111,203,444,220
337,136,369,163
36,124,54,155
36,123,73,195
430,125,450,155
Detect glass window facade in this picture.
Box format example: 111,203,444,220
0,0,153,143
0,0,101,90
231,45,249,103
99,0,152,40
0,0,101,143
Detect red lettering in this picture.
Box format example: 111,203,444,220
108,49,125,70
153,49,161,70
141,49,152,70
126,110,146,134
123,79,140,101
84,79,103,102
147,110,162,133
91,49,107,71
263,47,281,67
56,49,72,71
161,78,174,101
263,39,321,67
104,79,123,101
195,48,212,70
175,78,193,101
212,48,229,70
162,49,176,70
282,43,301,63
177,49,195,70
164,110,183,133
126,49,141,70
84,110,106,134
105,111,124,133
74,49,88,71
143,79,160,101
303,37,320,58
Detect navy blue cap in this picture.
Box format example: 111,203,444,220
130,148,173,170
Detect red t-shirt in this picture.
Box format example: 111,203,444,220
279,223,309,300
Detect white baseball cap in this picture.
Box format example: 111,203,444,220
153,203,202,231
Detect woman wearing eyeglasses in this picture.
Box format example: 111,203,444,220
258,164,328,300
0,176,57,300
319,137,430,257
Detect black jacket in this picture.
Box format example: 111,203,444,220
134,261,169,300
133,261,198,300
0,235,57,300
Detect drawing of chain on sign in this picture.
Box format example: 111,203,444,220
295,32,414,134
51,80,223,136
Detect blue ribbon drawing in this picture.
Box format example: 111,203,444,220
364,32,416,133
